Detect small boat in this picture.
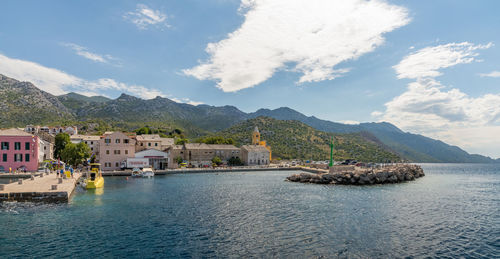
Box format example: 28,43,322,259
131,167,142,178
84,163,104,189
142,167,155,178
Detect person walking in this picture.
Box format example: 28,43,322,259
70,166,74,178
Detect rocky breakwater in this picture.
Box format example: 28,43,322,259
287,164,425,185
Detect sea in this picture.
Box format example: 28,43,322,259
0,164,499,258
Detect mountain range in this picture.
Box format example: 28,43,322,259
0,74,498,163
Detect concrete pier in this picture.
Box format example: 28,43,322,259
0,173,81,203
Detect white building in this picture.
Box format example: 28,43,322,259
25,125,78,136
241,145,271,166
38,138,53,161
134,149,170,170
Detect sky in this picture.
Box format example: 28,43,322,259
0,0,499,158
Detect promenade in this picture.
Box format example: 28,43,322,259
0,172,81,202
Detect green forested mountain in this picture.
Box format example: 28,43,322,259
210,117,401,162
0,74,497,163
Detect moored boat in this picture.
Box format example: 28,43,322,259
84,163,104,189
142,167,155,178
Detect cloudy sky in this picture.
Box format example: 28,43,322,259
0,0,499,158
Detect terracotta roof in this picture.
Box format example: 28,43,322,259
0,128,34,136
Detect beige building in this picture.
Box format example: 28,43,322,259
71,135,101,159
241,145,271,166
208,144,240,161
168,143,241,167
135,134,174,152
98,132,136,170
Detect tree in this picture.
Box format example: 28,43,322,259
212,156,222,166
60,142,91,166
54,133,70,159
176,138,189,145
135,126,151,135
227,156,243,166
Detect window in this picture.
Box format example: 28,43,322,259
14,154,22,162
25,142,30,150
124,139,129,144
115,139,121,144
115,162,119,167
141,143,143,146
105,162,111,167
85,141,88,144
155,143,158,146
91,141,93,145
2,154,7,162
25,154,30,162
1,142,9,150
148,143,151,146
114,150,121,155
106,150,110,155
105,138,111,144
125,150,128,155
14,142,21,150
91,147,94,151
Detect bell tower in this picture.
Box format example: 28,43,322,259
252,126,260,145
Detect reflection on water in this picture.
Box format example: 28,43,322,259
1,164,499,258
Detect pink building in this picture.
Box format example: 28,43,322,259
0,128,39,172
98,132,136,171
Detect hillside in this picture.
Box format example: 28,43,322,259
0,74,74,127
250,108,498,163
211,117,401,162
0,74,497,163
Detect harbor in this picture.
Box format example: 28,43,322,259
0,172,81,202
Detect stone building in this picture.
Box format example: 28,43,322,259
135,134,174,152
208,144,240,161
241,145,271,166
168,143,241,167
251,127,272,161
98,132,136,170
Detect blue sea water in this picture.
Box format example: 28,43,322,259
0,164,499,258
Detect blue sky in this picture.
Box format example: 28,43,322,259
0,0,499,158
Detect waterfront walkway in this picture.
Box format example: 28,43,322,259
0,172,81,202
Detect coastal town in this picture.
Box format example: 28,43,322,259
1,125,272,173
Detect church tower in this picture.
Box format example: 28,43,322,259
252,126,260,145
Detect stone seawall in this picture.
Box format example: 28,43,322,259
287,164,424,185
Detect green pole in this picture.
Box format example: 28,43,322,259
329,136,334,167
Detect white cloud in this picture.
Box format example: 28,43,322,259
0,53,164,99
184,0,409,92
124,4,169,30
479,70,500,78
170,97,204,106
0,53,80,95
61,43,118,64
339,120,360,125
376,42,500,157
394,42,492,80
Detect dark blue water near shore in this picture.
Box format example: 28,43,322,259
1,164,499,258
